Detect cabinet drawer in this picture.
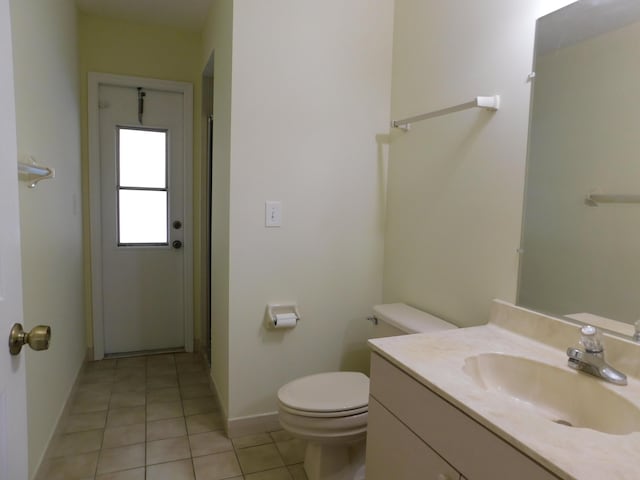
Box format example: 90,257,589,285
370,353,558,480
366,397,460,480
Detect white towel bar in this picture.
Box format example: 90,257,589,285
585,193,640,206
391,95,500,131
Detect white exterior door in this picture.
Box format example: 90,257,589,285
0,0,28,478
98,84,189,355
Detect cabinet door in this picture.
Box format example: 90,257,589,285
370,354,559,480
366,397,460,480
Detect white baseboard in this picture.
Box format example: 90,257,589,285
33,350,89,480
206,368,281,438
226,412,281,439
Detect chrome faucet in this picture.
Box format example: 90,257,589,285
566,325,627,386
633,320,640,343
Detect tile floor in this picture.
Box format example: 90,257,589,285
39,352,308,480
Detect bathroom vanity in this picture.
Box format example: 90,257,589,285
367,353,558,479
366,301,640,480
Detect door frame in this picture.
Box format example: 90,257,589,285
0,0,28,476
88,72,194,360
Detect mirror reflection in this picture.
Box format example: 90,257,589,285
518,0,640,336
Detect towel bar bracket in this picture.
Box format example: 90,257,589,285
17,156,55,188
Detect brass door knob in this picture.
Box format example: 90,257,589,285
9,323,51,355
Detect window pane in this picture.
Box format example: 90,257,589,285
119,190,167,244
119,128,166,188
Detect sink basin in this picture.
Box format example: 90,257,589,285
463,353,640,435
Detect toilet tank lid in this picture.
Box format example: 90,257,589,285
373,303,457,334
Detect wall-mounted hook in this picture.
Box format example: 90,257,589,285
137,87,146,124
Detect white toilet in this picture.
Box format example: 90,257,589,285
277,303,457,480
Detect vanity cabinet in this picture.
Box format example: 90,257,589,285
367,397,461,479
366,353,560,480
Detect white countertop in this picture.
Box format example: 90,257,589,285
368,301,640,480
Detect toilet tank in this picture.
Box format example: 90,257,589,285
370,303,457,338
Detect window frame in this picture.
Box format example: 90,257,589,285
115,125,170,247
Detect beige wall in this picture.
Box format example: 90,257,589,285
9,0,84,476
8,1,586,465
382,0,574,327
223,0,394,420
520,19,640,323
201,0,233,417
201,0,578,424
77,13,204,348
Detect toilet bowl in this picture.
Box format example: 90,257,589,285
277,303,457,480
278,371,369,480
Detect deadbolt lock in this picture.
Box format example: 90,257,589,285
9,323,51,355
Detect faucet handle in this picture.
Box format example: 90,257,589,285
580,325,603,354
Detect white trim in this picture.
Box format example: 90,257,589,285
208,370,228,432
88,72,194,360
34,358,86,480
226,412,282,439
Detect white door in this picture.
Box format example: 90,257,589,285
99,84,188,355
0,0,28,478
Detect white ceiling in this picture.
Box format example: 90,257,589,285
537,0,640,55
75,0,213,31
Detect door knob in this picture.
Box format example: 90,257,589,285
9,323,51,355
172,240,182,249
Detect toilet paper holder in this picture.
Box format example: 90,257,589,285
266,303,301,329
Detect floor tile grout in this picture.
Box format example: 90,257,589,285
41,352,306,480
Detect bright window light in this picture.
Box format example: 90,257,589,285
118,190,167,244
117,127,169,245
119,128,166,188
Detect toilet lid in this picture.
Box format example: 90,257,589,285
278,372,369,414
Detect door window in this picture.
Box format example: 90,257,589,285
116,127,168,245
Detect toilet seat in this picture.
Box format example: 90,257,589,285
277,371,370,445
279,403,368,418
278,371,369,417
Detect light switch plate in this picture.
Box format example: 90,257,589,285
265,201,282,227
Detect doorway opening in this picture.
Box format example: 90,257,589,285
88,73,194,360
201,54,214,366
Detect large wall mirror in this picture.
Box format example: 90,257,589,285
518,0,640,337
